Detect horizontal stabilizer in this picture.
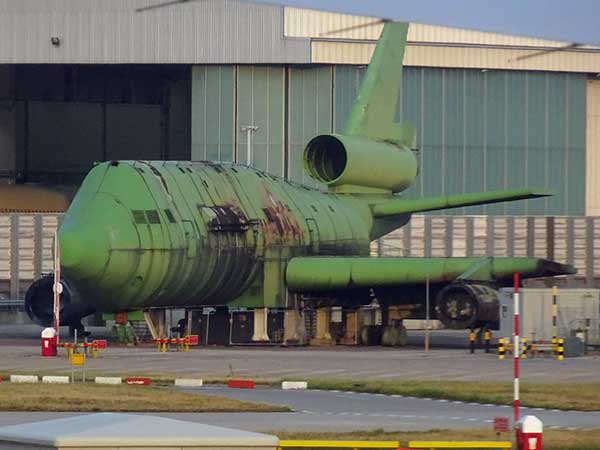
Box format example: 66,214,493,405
372,188,553,217
286,257,575,291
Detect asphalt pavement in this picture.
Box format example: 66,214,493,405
0,387,599,432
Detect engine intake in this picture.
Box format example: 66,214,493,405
434,283,499,329
25,275,94,327
304,134,417,193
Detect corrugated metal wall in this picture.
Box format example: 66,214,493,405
0,0,310,64
587,80,600,216
191,64,587,216
191,66,235,162
287,66,332,186
237,66,285,176
283,7,600,73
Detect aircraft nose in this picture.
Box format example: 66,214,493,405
59,222,109,280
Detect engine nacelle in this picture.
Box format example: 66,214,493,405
304,134,417,193
25,275,95,328
434,283,499,329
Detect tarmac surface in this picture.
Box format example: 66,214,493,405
2,325,600,432
2,341,600,382
0,386,599,432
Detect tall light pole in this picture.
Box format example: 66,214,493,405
240,126,259,166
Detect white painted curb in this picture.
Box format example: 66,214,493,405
42,376,70,384
94,377,122,385
10,375,39,383
282,381,308,390
174,378,204,387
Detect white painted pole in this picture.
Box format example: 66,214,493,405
247,128,252,166
241,126,259,167
52,230,61,349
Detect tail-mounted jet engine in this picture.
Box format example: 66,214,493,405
304,134,417,193
434,283,499,329
25,274,95,330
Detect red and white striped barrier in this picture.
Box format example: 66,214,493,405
42,376,70,384
10,375,39,383
228,379,255,389
125,377,151,386
282,381,308,390
94,377,122,385
174,378,203,387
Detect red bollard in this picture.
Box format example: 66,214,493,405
517,416,543,450
41,327,57,357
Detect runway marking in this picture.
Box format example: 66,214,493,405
437,399,448,402
451,417,462,420
402,415,415,418
484,419,493,423
452,401,463,404
548,425,561,430
566,427,578,430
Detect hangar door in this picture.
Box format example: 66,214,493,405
25,101,162,181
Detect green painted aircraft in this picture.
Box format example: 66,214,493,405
25,22,574,340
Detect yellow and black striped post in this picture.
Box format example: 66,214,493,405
521,337,528,359
557,338,564,360
469,329,476,354
484,329,491,353
498,337,505,359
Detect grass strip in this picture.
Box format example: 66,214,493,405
0,383,289,412
274,428,600,450
304,379,600,411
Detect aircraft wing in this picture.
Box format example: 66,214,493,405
286,256,575,292
371,188,552,217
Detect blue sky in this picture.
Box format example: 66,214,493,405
263,0,600,44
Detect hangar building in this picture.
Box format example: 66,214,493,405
1,0,600,339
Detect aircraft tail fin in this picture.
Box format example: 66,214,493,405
343,22,415,148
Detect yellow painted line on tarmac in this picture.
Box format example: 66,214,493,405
279,440,400,448
409,442,512,449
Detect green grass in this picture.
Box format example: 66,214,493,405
0,383,289,412
304,379,600,411
274,428,600,450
